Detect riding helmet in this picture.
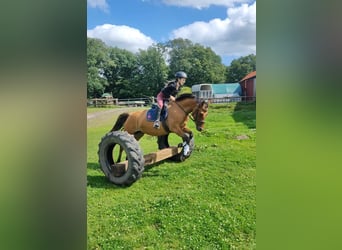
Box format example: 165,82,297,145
175,71,187,79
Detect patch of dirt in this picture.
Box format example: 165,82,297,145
236,134,249,140
87,107,143,129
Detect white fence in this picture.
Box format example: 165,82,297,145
88,97,152,107
209,96,256,103
88,96,256,107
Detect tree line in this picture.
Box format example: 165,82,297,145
87,37,256,99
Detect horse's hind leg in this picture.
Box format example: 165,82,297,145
114,132,144,163
115,132,142,163
117,146,124,163
116,131,143,162
117,132,143,161
157,135,170,149
134,131,144,141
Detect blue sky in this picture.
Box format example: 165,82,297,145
87,0,256,65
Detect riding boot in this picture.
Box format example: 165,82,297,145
153,108,161,129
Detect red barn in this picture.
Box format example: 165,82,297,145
239,71,256,101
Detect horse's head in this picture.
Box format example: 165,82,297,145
174,94,209,131
191,100,209,132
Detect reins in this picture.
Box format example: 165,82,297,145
174,100,197,122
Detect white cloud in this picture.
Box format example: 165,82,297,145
88,0,109,12
170,2,256,57
87,24,155,53
162,0,251,9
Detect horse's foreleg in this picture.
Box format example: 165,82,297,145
172,128,191,155
182,127,193,141
172,128,189,143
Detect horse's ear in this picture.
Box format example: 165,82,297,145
201,100,209,110
197,98,209,108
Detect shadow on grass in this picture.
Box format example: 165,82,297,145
87,162,125,189
87,162,100,170
232,101,256,129
87,160,172,188
142,160,171,178
87,175,124,189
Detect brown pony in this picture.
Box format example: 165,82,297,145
110,94,209,153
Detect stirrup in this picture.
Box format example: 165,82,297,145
153,120,160,129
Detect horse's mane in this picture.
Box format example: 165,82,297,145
175,93,195,102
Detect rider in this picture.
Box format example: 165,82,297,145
153,71,188,129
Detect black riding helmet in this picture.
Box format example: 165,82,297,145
175,71,187,79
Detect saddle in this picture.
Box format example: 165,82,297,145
146,103,168,122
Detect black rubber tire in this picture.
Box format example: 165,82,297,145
98,131,144,186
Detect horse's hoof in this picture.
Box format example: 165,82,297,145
183,144,190,156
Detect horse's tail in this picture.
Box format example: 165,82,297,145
110,113,129,131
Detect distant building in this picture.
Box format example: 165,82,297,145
191,83,212,99
239,71,256,101
211,83,242,98
191,83,242,102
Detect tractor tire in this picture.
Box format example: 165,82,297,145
98,131,144,186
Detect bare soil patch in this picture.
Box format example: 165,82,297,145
87,107,143,129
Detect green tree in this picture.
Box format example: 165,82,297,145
226,54,256,82
165,38,226,86
87,37,247,99
189,44,226,84
87,38,109,98
103,47,138,98
134,44,169,97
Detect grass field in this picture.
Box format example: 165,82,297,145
87,102,256,249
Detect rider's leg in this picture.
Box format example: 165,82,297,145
153,108,162,128
153,93,164,129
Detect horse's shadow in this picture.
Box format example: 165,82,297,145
87,160,171,189
141,160,171,177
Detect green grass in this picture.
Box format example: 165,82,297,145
87,102,256,249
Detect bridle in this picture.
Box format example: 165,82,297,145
174,100,191,116
174,100,204,125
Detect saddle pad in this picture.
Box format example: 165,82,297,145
146,106,158,121
146,104,168,122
